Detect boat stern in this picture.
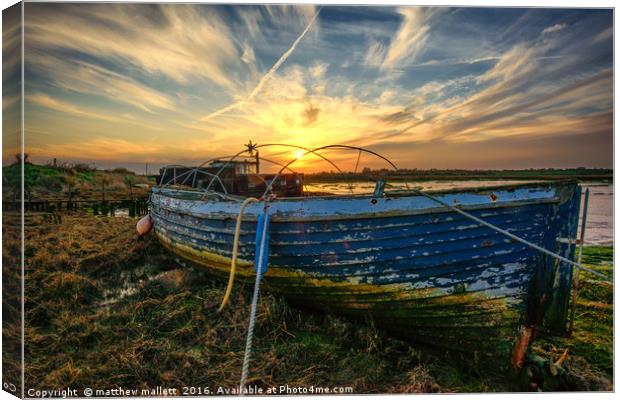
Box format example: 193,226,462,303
527,182,582,337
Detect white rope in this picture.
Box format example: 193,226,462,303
415,190,612,284
239,204,270,393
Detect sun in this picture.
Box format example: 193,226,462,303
294,149,305,160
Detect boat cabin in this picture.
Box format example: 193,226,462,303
158,158,304,198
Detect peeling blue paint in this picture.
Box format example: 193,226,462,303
150,181,580,353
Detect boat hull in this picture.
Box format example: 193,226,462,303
150,182,581,358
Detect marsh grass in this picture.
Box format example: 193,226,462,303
530,247,613,390
11,214,612,393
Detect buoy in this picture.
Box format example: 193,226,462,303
136,214,153,237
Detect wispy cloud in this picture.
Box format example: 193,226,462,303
352,20,613,151
28,93,120,122
542,23,566,35
26,4,242,88
28,53,177,113
17,5,613,169
381,7,434,69
201,6,322,121
363,40,386,68
593,26,613,43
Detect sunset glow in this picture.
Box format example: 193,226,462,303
3,4,613,172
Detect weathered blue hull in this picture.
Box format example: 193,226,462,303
150,181,580,359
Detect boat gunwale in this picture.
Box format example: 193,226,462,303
151,194,562,222
151,179,578,203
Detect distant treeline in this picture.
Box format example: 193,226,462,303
304,167,613,183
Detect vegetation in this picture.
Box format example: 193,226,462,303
531,246,613,390
2,213,610,393
304,168,613,183
2,161,153,201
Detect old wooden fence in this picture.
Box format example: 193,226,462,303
2,197,150,217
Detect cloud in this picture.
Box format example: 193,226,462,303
364,40,387,68
29,137,166,161
593,26,613,43
542,23,567,35
352,23,613,150
265,5,320,38
28,93,120,122
302,104,320,126
192,14,612,162
2,7,21,83
237,7,264,38
365,115,612,169
26,4,241,88
195,63,406,152
201,7,322,121
28,53,177,113
19,5,613,170
3,94,19,111
309,62,328,79
27,91,174,132
241,43,256,64
381,7,433,69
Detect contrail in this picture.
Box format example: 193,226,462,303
201,7,322,122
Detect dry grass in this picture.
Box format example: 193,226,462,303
1,213,612,393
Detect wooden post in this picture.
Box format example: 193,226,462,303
569,188,590,333
512,325,534,371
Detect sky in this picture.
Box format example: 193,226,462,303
3,4,614,172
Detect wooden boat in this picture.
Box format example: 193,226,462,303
149,144,584,370
150,156,581,367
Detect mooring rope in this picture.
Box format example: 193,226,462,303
414,190,612,284
239,204,270,393
219,197,260,312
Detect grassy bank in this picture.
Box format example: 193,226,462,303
7,214,612,393
2,162,153,201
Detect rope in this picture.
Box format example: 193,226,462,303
218,197,260,312
414,190,612,284
239,204,270,393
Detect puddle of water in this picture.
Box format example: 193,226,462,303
97,265,171,308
